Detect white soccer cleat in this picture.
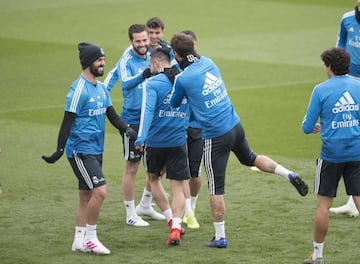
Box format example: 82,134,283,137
85,239,111,255
126,215,150,226
71,240,89,253
250,166,261,172
329,204,359,217
136,205,166,220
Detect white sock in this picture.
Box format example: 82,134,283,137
213,221,225,240
274,165,293,181
184,198,192,216
172,217,182,229
124,200,136,217
191,195,199,210
85,224,97,241
74,226,85,241
163,208,173,223
139,189,152,208
313,241,324,259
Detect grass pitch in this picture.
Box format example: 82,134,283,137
0,1,358,263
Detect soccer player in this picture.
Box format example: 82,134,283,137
134,48,190,245
181,30,202,229
169,33,309,249
302,47,360,264
329,0,360,218
42,42,138,255
104,24,165,226
146,17,166,52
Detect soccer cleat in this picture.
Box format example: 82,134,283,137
183,212,200,229
207,236,227,248
71,240,89,253
166,228,181,246
135,205,166,220
303,255,324,264
126,215,150,227
289,173,309,196
329,203,359,217
182,208,195,224
85,239,111,255
168,219,185,236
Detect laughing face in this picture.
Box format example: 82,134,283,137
90,56,105,77
131,30,150,57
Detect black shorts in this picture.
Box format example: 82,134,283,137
144,144,191,181
204,123,257,195
187,127,203,178
121,124,142,162
68,153,106,190
315,158,360,197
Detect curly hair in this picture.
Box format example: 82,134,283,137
321,47,350,75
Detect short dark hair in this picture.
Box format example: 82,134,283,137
150,49,170,63
321,47,350,75
181,30,197,41
146,17,164,29
128,24,147,40
170,33,195,58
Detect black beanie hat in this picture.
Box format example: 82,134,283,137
78,42,105,69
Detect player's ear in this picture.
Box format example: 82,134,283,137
173,51,180,61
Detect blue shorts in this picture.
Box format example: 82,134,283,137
315,158,360,197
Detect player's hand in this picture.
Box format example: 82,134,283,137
134,138,144,152
158,39,171,50
135,145,144,152
41,149,64,164
157,39,172,56
125,126,137,140
142,68,152,79
313,123,320,134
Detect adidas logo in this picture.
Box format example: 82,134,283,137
349,27,355,32
202,72,222,96
89,97,95,102
332,91,359,113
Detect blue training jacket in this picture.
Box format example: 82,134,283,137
302,75,360,162
337,10,360,77
103,46,149,124
136,72,189,148
65,75,112,157
170,56,239,139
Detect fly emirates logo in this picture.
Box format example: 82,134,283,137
88,101,106,116
203,72,227,108
332,91,359,129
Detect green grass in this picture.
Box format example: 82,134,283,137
0,0,358,263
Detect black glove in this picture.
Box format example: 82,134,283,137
157,39,172,57
142,68,152,79
42,149,64,164
158,39,171,49
125,126,138,141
